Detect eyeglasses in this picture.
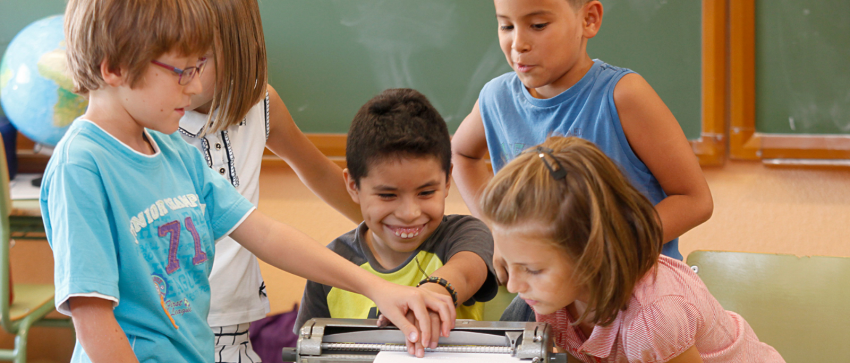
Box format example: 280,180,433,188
150,58,207,85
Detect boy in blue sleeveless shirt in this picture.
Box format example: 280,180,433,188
43,1,455,361
452,0,713,319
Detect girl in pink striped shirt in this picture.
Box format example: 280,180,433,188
479,137,784,363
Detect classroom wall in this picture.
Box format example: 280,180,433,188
681,162,850,258
256,161,850,314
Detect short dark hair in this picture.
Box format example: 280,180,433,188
346,88,451,188
567,0,592,9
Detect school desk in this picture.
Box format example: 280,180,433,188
9,199,43,240
687,250,850,362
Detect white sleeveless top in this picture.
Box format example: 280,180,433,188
178,94,271,327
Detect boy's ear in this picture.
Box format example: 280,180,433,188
100,59,126,87
582,1,604,39
342,168,361,204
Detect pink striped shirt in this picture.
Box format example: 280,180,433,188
536,256,784,362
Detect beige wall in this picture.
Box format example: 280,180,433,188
680,161,850,258
257,161,850,314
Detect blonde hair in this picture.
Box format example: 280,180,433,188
203,0,268,134
480,136,662,326
65,0,214,94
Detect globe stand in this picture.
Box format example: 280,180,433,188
32,143,54,157
28,143,53,188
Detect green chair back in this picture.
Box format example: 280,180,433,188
0,137,66,362
686,250,850,362
0,135,18,332
482,286,517,322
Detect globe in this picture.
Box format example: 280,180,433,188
0,15,87,147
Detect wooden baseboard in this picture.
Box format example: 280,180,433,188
762,158,850,170
261,134,347,169
263,154,346,169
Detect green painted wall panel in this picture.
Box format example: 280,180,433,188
755,0,850,135
1,0,704,139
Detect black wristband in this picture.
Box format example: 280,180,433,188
417,276,458,307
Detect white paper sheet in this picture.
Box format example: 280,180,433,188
374,351,523,362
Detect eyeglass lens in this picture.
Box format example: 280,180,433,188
178,60,206,85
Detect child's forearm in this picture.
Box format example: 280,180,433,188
611,74,714,243
288,151,363,223
232,211,457,352
452,100,492,219
421,251,489,304
655,192,713,243
264,85,363,223
69,297,139,363
451,155,492,219
232,210,385,293
269,132,362,224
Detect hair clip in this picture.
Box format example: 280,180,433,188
535,146,567,180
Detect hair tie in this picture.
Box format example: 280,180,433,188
534,146,567,180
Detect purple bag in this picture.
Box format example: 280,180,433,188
249,304,299,363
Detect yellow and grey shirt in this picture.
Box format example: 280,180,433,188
294,215,498,332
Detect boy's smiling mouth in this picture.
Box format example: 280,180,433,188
386,224,426,239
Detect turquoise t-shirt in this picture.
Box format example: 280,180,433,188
41,120,255,362
478,59,680,260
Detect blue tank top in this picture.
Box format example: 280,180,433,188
479,59,680,260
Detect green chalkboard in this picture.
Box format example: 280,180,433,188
259,1,510,133
0,0,704,138
261,0,703,138
755,0,850,135
589,0,702,140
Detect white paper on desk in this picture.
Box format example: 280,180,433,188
374,351,522,362
9,174,42,200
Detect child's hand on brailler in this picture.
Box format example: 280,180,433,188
378,309,442,357
373,285,455,357
409,282,453,354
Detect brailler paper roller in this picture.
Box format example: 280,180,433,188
282,318,568,362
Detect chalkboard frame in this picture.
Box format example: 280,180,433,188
730,0,850,166
277,0,730,168
693,0,727,166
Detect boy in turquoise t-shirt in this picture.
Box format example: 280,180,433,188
42,1,455,361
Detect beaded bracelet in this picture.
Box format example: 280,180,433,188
417,276,458,307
